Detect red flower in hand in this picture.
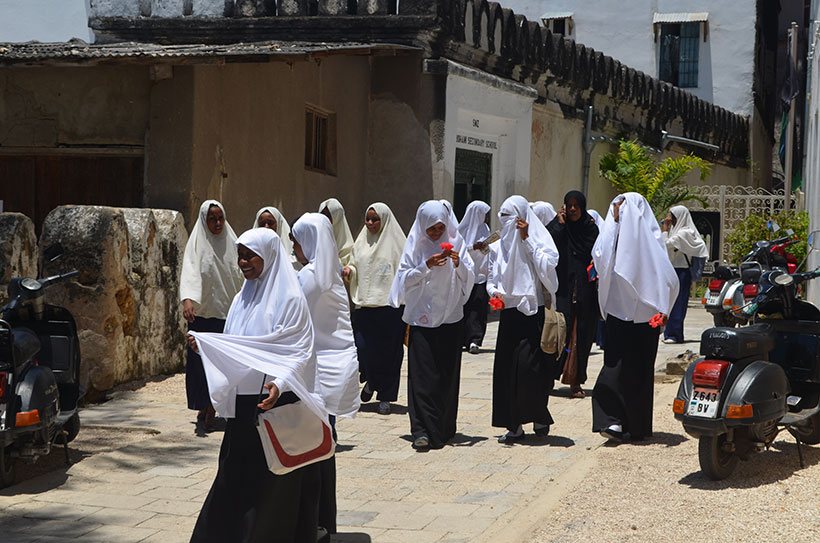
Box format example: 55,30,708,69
488,297,505,311
649,313,667,329
440,242,454,252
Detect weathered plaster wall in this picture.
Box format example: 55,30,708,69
0,0,92,43
507,0,757,116
182,57,372,231
366,55,440,230
0,65,151,147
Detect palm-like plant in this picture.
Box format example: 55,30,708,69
599,140,712,218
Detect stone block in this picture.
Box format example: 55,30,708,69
666,349,698,375
357,0,390,15
152,0,186,17
0,213,37,306
191,0,228,16
39,205,186,396
318,0,347,15
90,0,142,18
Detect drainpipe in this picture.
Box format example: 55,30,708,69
581,105,593,194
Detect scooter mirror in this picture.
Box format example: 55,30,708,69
810,230,820,250
43,243,64,263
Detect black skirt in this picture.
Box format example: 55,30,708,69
186,317,225,411
492,307,555,431
190,394,320,543
407,321,464,447
462,283,490,347
556,294,599,385
352,306,405,402
592,316,660,440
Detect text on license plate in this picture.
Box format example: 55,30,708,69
706,294,720,306
687,387,721,418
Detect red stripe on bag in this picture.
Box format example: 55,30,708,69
263,419,333,467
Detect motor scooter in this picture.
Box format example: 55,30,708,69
0,245,82,488
674,231,820,480
702,234,798,327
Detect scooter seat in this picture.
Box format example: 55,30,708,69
12,327,41,366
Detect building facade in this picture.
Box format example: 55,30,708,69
1,0,753,232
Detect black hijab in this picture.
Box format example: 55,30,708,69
563,191,598,262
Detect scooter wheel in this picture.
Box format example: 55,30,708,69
55,413,81,445
0,445,16,489
788,412,820,445
698,434,739,480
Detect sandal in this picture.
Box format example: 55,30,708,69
570,386,586,399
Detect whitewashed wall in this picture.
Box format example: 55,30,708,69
805,21,820,306
0,0,93,43
440,63,536,229
506,0,756,116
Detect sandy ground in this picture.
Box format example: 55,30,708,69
529,380,820,543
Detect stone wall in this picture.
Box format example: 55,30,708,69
39,205,187,398
0,213,38,306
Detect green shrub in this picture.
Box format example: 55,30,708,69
724,210,809,266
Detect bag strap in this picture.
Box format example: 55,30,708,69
255,374,269,426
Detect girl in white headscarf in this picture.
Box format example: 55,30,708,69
586,209,607,350
253,206,300,270
661,205,710,344
291,213,361,536
188,227,324,543
488,195,560,443
179,200,244,435
531,201,557,227
458,200,493,354
389,200,475,450
591,193,679,443
588,209,606,231
319,198,355,267
346,203,407,416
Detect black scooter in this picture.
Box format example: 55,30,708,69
673,233,820,480
0,246,82,488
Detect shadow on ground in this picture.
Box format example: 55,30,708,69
358,402,408,415
331,533,372,543
678,438,820,489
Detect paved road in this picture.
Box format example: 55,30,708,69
0,304,712,542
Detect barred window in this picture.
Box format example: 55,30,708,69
304,106,337,175
659,22,700,88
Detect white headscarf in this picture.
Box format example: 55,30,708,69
253,206,294,259
531,201,557,227
179,200,244,319
389,200,475,327
489,195,559,315
666,205,709,258
349,203,407,308
319,198,354,267
458,200,492,283
593,193,679,322
188,228,326,423
588,209,605,231
292,213,361,419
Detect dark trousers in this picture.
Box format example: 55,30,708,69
407,321,464,447
186,317,225,411
665,268,691,342
592,316,659,439
352,306,405,402
190,394,320,543
462,283,489,347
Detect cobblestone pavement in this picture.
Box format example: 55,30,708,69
0,305,711,542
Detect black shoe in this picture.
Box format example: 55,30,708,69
412,435,430,450
317,526,330,543
360,383,373,402
533,425,550,437
599,428,625,443
498,430,525,444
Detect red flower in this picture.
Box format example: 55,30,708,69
440,242,454,252
488,297,505,311
649,313,666,328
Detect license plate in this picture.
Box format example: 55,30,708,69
687,387,721,418
706,294,720,306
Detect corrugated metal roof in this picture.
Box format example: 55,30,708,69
653,12,709,24
540,11,574,21
0,40,417,65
